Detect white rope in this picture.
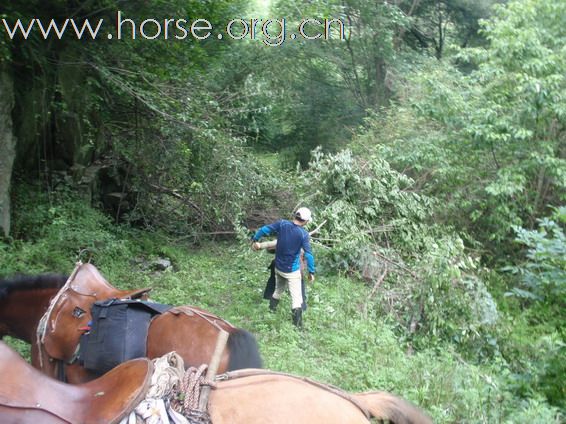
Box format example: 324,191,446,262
119,352,190,424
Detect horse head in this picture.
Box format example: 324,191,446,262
0,273,68,343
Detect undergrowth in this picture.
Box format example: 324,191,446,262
0,192,562,423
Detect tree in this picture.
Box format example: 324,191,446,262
356,0,566,258
399,0,502,58
0,63,16,237
1,0,259,233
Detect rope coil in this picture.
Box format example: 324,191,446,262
171,364,216,424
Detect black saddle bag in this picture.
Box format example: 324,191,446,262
78,298,171,374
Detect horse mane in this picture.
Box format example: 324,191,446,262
0,273,68,300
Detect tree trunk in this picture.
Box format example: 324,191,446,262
0,65,16,238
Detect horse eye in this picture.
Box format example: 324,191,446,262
72,307,86,318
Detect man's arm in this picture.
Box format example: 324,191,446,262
302,233,316,275
252,221,281,242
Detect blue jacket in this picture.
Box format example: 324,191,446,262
253,220,315,274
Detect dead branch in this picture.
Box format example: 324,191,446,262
372,250,419,280
368,267,389,299
148,183,204,217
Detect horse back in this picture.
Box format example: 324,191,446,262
209,373,370,424
146,307,233,372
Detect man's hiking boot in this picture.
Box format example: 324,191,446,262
269,297,279,312
292,307,303,328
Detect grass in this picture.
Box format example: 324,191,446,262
1,196,562,423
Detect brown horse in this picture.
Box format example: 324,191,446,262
208,370,433,424
1,263,262,383
0,341,433,424
0,341,152,424
0,272,68,367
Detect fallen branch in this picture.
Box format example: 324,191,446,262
361,267,389,319
372,250,419,281
368,268,388,299
148,183,204,217
309,219,328,236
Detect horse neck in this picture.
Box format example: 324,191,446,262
0,288,58,342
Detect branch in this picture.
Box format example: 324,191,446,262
309,219,328,236
372,250,419,280
368,268,389,299
148,183,204,217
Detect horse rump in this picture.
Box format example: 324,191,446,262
227,328,263,371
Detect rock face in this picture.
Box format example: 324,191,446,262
0,66,16,238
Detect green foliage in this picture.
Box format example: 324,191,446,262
245,0,409,164
498,207,566,408
1,184,133,274
0,191,560,424
399,0,499,58
503,397,563,424
390,234,499,354
506,206,566,302
1,337,30,361
508,333,565,411
3,0,564,419
296,148,500,357
355,0,566,259
3,0,259,237
300,147,431,268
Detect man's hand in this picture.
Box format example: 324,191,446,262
251,241,261,251
308,273,315,283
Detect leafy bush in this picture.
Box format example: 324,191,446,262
506,206,566,302
1,184,133,274
380,234,499,355
295,148,500,356
353,0,566,260
500,207,566,408
299,147,432,269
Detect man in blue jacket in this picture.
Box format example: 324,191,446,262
252,207,316,328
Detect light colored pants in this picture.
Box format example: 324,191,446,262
273,268,303,309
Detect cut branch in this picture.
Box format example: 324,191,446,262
372,250,420,281
148,183,204,218
368,268,389,299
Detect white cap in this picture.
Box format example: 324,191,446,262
295,207,312,222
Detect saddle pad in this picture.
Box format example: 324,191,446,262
79,299,171,374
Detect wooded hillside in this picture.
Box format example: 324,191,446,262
1,0,564,422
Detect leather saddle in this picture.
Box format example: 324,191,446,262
42,263,152,362
0,341,152,424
